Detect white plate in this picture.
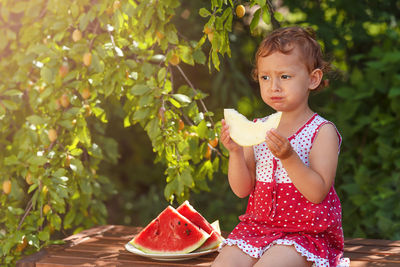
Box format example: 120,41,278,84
125,242,218,261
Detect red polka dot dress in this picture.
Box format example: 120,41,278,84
223,114,350,267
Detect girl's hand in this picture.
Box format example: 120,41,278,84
220,119,242,152
265,129,294,159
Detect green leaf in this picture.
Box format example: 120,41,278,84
4,155,19,165
2,100,18,110
41,67,54,84
133,108,151,121
193,49,206,64
169,98,181,108
273,11,284,22
38,230,50,241
211,50,220,71
79,12,91,30
196,120,208,139
3,89,23,97
27,156,47,166
50,214,62,230
250,8,262,33
27,115,46,125
146,118,160,140
166,28,179,44
172,94,191,104
181,168,194,187
131,84,151,95
199,8,211,18
64,210,75,229
388,87,400,98
164,176,179,201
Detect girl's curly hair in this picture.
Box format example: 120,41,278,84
251,26,331,90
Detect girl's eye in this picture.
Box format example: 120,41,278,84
261,75,270,80
281,74,291,79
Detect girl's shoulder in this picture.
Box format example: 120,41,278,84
311,114,342,147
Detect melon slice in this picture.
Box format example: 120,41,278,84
224,109,282,146
130,206,209,254
177,201,224,251
211,220,221,235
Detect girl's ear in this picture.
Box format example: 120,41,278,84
309,68,323,90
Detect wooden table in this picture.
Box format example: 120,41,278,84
16,225,400,266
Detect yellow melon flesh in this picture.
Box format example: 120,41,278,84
224,109,282,146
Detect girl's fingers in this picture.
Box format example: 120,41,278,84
266,129,284,146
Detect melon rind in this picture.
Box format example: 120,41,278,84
177,201,224,252
224,109,282,147
130,206,209,254
195,230,223,251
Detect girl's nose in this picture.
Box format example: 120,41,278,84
271,78,281,92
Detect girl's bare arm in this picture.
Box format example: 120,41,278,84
265,124,339,203
220,119,256,198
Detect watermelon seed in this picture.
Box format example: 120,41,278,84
186,229,191,236
178,221,181,225
185,223,188,226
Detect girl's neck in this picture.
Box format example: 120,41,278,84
277,108,315,138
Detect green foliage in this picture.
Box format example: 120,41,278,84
1,0,400,265
0,0,226,264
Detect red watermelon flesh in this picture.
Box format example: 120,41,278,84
130,206,209,254
177,201,223,251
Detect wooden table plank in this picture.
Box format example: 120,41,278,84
16,225,400,267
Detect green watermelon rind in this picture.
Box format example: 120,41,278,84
194,230,224,252
177,201,224,252
130,206,210,254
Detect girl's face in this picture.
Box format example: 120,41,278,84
257,45,322,113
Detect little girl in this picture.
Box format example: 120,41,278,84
213,27,349,267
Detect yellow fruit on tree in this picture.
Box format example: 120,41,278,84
58,64,69,78
207,32,214,42
26,172,33,185
60,94,70,108
209,137,219,148
43,204,51,215
48,129,58,142
72,29,82,42
203,26,213,34
178,119,184,131
42,185,48,195
15,237,27,252
156,31,165,40
113,0,121,11
2,180,11,195
106,7,114,16
83,52,92,67
81,88,91,100
204,146,212,159
236,5,246,18
65,154,72,168
169,54,180,66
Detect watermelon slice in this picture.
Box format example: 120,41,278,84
130,206,209,254
177,201,224,251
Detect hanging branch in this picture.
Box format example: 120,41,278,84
175,65,215,126
266,0,281,30
17,199,33,231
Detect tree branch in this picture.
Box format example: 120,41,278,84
175,65,215,126
266,0,281,30
18,199,33,231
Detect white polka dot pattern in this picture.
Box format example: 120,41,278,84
223,114,349,266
